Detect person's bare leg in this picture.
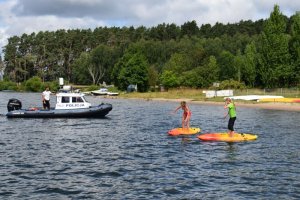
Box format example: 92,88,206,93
187,117,190,130
182,118,185,129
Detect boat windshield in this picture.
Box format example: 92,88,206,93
62,97,70,103
82,96,88,102
72,96,84,103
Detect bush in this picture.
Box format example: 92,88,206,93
45,81,59,92
24,76,43,92
219,79,246,90
86,85,99,91
0,81,18,91
160,70,180,89
180,70,204,88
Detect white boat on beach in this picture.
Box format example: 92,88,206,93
91,88,119,96
107,92,119,96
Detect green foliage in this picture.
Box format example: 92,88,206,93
233,50,243,82
107,86,119,93
181,20,199,37
180,56,219,88
180,69,204,88
202,56,220,87
117,53,150,92
24,76,43,92
258,5,292,88
219,79,246,89
111,53,128,88
46,81,59,92
72,52,92,85
86,85,99,91
219,50,236,80
22,77,58,92
160,70,180,89
163,53,190,74
2,5,300,89
72,45,117,85
90,45,115,84
289,12,300,85
241,42,257,87
125,40,170,73
203,37,223,58
0,80,18,91
148,65,159,87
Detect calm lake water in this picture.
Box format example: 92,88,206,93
0,92,300,199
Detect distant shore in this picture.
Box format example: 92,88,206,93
120,97,300,112
192,100,300,112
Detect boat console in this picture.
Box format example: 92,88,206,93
55,93,91,110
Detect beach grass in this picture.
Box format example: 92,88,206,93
120,88,300,102
120,88,227,102
118,88,300,112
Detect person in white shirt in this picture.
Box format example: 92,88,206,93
42,87,51,109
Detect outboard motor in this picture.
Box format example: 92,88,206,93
7,98,22,112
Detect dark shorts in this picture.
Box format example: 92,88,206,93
43,100,50,109
228,117,236,131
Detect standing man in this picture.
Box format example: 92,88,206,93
42,87,51,109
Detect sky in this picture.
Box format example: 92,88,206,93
0,0,300,56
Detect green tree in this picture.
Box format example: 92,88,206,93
258,5,292,87
163,53,192,74
289,12,300,85
2,8,297,89
3,36,20,82
117,53,149,92
0,56,4,81
233,50,243,82
89,45,115,85
218,50,236,80
180,69,201,88
160,70,180,89
242,42,257,87
202,56,219,87
203,37,223,58
199,24,212,37
221,33,251,55
180,56,219,88
72,52,92,85
219,79,246,89
148,65,159,88
181,20,199,37
111,53,130,88
24,76,43,92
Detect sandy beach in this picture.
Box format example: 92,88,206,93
139,98,300,112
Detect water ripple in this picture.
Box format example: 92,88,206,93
0,92,300,199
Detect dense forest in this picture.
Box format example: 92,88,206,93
2,5,300,91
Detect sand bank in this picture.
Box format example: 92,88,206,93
142,98,300,112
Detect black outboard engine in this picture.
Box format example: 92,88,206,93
7,98,22,112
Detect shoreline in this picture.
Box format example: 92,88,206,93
119,97,300,112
